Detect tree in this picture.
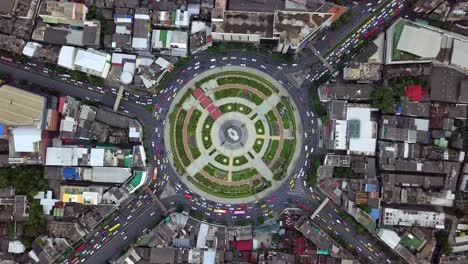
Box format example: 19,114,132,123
371,88,395,113
271,233,280,243
435,230,452,255
175,204,184,213
257,215,265,225
358,204,372,214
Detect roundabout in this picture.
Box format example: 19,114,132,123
165,67,302,202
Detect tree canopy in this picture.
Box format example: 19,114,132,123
371,88,395,113
0,166,47,197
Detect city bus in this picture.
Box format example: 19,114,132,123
109,223,121,233
73,243,86,254
152,167,158,180
234,210,245,215
0,56,12,62
213,209,227,214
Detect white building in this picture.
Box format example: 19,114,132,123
151,29,188,57
74,48,111,78
383,208,445,228
57,46,78,70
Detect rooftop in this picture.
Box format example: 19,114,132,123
318,83,374,102
212,11,274,38
396,24,442,58
383,207,445,228
430,65,466,103
273,11,332,47
0,84,45,128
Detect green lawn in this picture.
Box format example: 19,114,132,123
201,116,214,149
190,174,253,198
265,140,279,161
250,93,263,105
253,139,265,153
203,164,228,179
214,88,243,100
255,120,265,135
232,168,258,181
215,154,230,165
281,97,297,130
174,110,191,166
233,155,248,166
219,103,252,115
187,109,202,136
217,77,273,97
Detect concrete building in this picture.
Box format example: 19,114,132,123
0,84,45,128
132,9,152,50
38,1,88,25
59,185,103,205
382,208,445,228
74,48,111,78
343,63,382,82
151,29,188,57
323,103,378,156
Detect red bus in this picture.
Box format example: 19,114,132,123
73,243,86,254
152,167,158,180
1,56,12,62
184,193,193,199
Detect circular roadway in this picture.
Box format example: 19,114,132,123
150,52,319,221
163,66,304,203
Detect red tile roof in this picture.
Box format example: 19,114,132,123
231,239,253,251
406,85,423,102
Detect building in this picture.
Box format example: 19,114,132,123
318,84,374,102
132,8,152,50
57,46,111,78
323,103,378,156
74,48,111,78
190,21,212,54
396,25,442,59
113,8,133,51
382,208,445,228
58,96,141,143
0,84,45,128
385,18,468,70
45,146,133,167
379,115,430,144
0,187,29,222
343,63,382,82
59,185,103,205
38,1,88,25
0,84,50,164
32,21,101,47
152,9,190,28
211,7,335,53
151,29,188,57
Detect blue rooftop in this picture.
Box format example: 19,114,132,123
63,167,80,180
370,208,380,220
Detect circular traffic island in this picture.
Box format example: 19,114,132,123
166,67,302,201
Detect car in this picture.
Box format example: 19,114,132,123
210,65,216,69
251,58,256,62
123,236,128,240
150,211,156,216
210,59,216,62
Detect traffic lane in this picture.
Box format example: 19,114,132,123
316,205,395,263
0,62,107,103
71,196,154,261
84,203,162,264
